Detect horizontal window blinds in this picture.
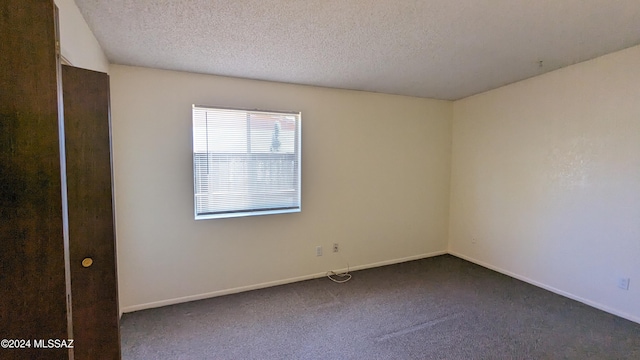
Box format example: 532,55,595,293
193,106,301,219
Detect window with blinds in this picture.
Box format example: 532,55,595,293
192,105,301,219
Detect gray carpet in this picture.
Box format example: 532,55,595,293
120,255,640,359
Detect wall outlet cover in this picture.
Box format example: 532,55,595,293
617,277,630,290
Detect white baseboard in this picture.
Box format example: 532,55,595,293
120,250,447,314
448,251,640,325
333,250,448,274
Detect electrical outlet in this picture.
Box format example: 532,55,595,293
316,246,323,257
618,277,630,290
333,243,339,253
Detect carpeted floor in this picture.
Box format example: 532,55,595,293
120,255,640,359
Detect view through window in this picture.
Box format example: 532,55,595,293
192,106,301,219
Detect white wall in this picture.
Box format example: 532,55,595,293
449,45,640,323
110,65,452,312
55,0,109,73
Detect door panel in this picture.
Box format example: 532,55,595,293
0,1,69,359
62,65,120,359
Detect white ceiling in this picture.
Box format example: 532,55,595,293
73,0,640,100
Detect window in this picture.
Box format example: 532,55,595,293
192,105,301,220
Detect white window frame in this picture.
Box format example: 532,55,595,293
192,105,301,220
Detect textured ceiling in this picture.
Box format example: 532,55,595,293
73,0,640,100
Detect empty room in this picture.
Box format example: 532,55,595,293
2,0,640,359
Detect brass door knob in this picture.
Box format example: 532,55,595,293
82,258,93,268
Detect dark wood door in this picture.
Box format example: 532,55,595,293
62,65,121,359
0,1,70,359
